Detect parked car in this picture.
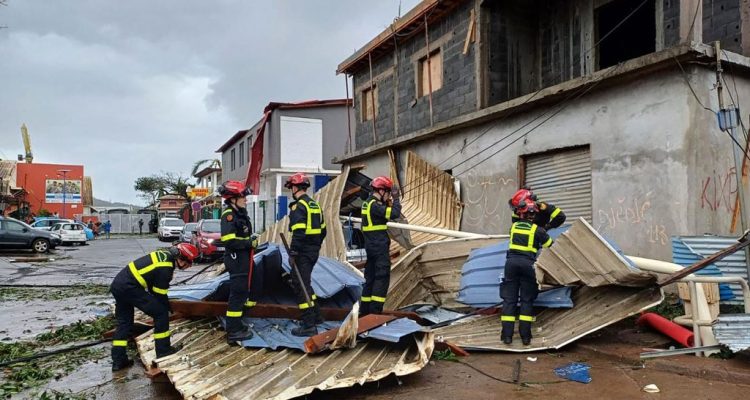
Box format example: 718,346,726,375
158,218,185,241
0,216,62,253
30,218,74,231
180,222,199,243
190,219,223,261
49,222,88,245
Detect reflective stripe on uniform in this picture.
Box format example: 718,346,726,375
290,223,306,231
226,310,243,317
371,295,386,303
500,315,516,322
245,301,257,307
222,208,232,217
360,296,372,302
519,315,536,322
152,287,168,295
543,237,553,248
550,207,562,219
153,330,170,340
311,294,318,300
128,251,173,289
293,199,323,235
508,222,538,253
112,340,128,347
361,199,387,231
385,206,392,220
298,302,313,310
221,233,250,241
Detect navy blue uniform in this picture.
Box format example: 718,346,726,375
220,206,255,334
360,196,401,314
288,194,326,327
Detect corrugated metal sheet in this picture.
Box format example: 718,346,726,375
678,235,749,304
361,318,424,343
524,146,592,222
713,313,750,352
219,318,340,351
671,237,735,301
259,165,352,264
390,150,463,254
136,318,434,400
0,160,17,194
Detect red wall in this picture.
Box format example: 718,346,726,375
16,163,85,219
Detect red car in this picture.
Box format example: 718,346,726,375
190,219,223,261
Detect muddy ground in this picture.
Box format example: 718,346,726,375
1,237,750,399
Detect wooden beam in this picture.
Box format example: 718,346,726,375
304,314,396,354
169,300,424,323
463,9,476,55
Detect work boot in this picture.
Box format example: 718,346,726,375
227,326,254,345
502,336,513,345
156,346,180,359
111,358,134,372
291,324,317,337
522,337,532,346
313,303,324,325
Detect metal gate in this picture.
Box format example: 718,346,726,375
523,146,592,221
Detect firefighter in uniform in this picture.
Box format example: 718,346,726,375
218,180,257,344
501,198,553,346
110,242,198,371
285,173,326,337
509,188,566,230
360,176,401,315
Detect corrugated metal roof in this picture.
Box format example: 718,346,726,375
677,236,748,304
713,313,750,352
136,318,434,400
361,318,424,343
671,237,735,301
220,318,340,351
456,226,573,308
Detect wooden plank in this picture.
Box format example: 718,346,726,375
304,314,396,354
463,9,476,55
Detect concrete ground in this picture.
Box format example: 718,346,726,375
1,238,750,399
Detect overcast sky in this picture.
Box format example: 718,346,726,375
0,0,419,205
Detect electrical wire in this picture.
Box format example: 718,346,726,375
673,56,715,114
454,360,567,386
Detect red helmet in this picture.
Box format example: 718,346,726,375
284,173,310,189
218,180,251,199
509,189,533,208
371,176,393,191
515,200,539,219
174,242,198,264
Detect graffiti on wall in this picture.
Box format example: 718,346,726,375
596,191,669,246
700,166,738,214
463,170,516,232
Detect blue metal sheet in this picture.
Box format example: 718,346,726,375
671,237,735,301
217,317,340,351
361,318,424,343
402,305,466,324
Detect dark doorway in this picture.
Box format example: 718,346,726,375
596,0,656,69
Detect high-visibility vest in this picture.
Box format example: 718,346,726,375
290,199,326,235
361,198,391,232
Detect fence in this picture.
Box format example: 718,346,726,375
76,213,155,234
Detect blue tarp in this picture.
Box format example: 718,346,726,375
554,362,592,384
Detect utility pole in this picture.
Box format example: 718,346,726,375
58,169,71,219
714,41,750,278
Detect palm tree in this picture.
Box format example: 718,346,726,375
191,159,222,184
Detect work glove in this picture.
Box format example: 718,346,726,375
391,185,400,201
250,233,259,248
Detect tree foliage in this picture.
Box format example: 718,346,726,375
134,172,193,207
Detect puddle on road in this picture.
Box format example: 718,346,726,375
0,295,112,341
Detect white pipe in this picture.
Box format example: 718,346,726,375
627,256,750,312
340,216,505,239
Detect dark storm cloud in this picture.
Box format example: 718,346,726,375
0,0,418,203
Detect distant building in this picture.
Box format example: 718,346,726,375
157,194,186,219
14,162,91,220
193,165,223,220
217,99,353,230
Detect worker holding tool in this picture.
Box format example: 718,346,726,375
509,187,566,230
501,197,553,346
360,176,401,315
285,173,327,336
110,242,198,371
219,180,257,345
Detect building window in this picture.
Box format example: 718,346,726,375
595,0,655,69
247,136,253,161
231,148,236,171
361,85,378,121
239,142,245,166
418,49,443,97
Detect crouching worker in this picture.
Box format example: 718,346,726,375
110,242,198,371
501,199,553,346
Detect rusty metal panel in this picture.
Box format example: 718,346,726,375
136,318,434,400
259,165,351,264
524,146,592,222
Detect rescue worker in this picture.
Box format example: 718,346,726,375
501,198,553,346
285,173,326,336
110,242,198,371
509,187,566,230
360,176,401,315
218,180,256,344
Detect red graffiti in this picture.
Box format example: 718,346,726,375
701,167,737,213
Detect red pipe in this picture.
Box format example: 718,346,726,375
636,312,694,348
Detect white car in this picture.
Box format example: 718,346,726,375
158,218,185,241
50,222,88,245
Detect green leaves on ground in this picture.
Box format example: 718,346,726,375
0,285,110,302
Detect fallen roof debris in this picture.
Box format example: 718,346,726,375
713,313,750,352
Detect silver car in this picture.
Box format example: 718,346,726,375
180,222,199,243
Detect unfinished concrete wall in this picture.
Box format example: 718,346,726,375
664,0,682,47
349,65,750,260
703,0,743,52
352,0,477,151
539,0,584,87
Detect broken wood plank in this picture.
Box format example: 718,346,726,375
434,340,469,357
169,300,424,323
304,314,396,354
463,9,475,55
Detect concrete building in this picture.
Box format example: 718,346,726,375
14,162,90,220
193,165,222,220
217,99,353,230
335,0,750,260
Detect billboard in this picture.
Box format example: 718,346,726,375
45,179,82,204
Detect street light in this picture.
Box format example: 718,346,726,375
0,177,6,216
57,169,71,219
